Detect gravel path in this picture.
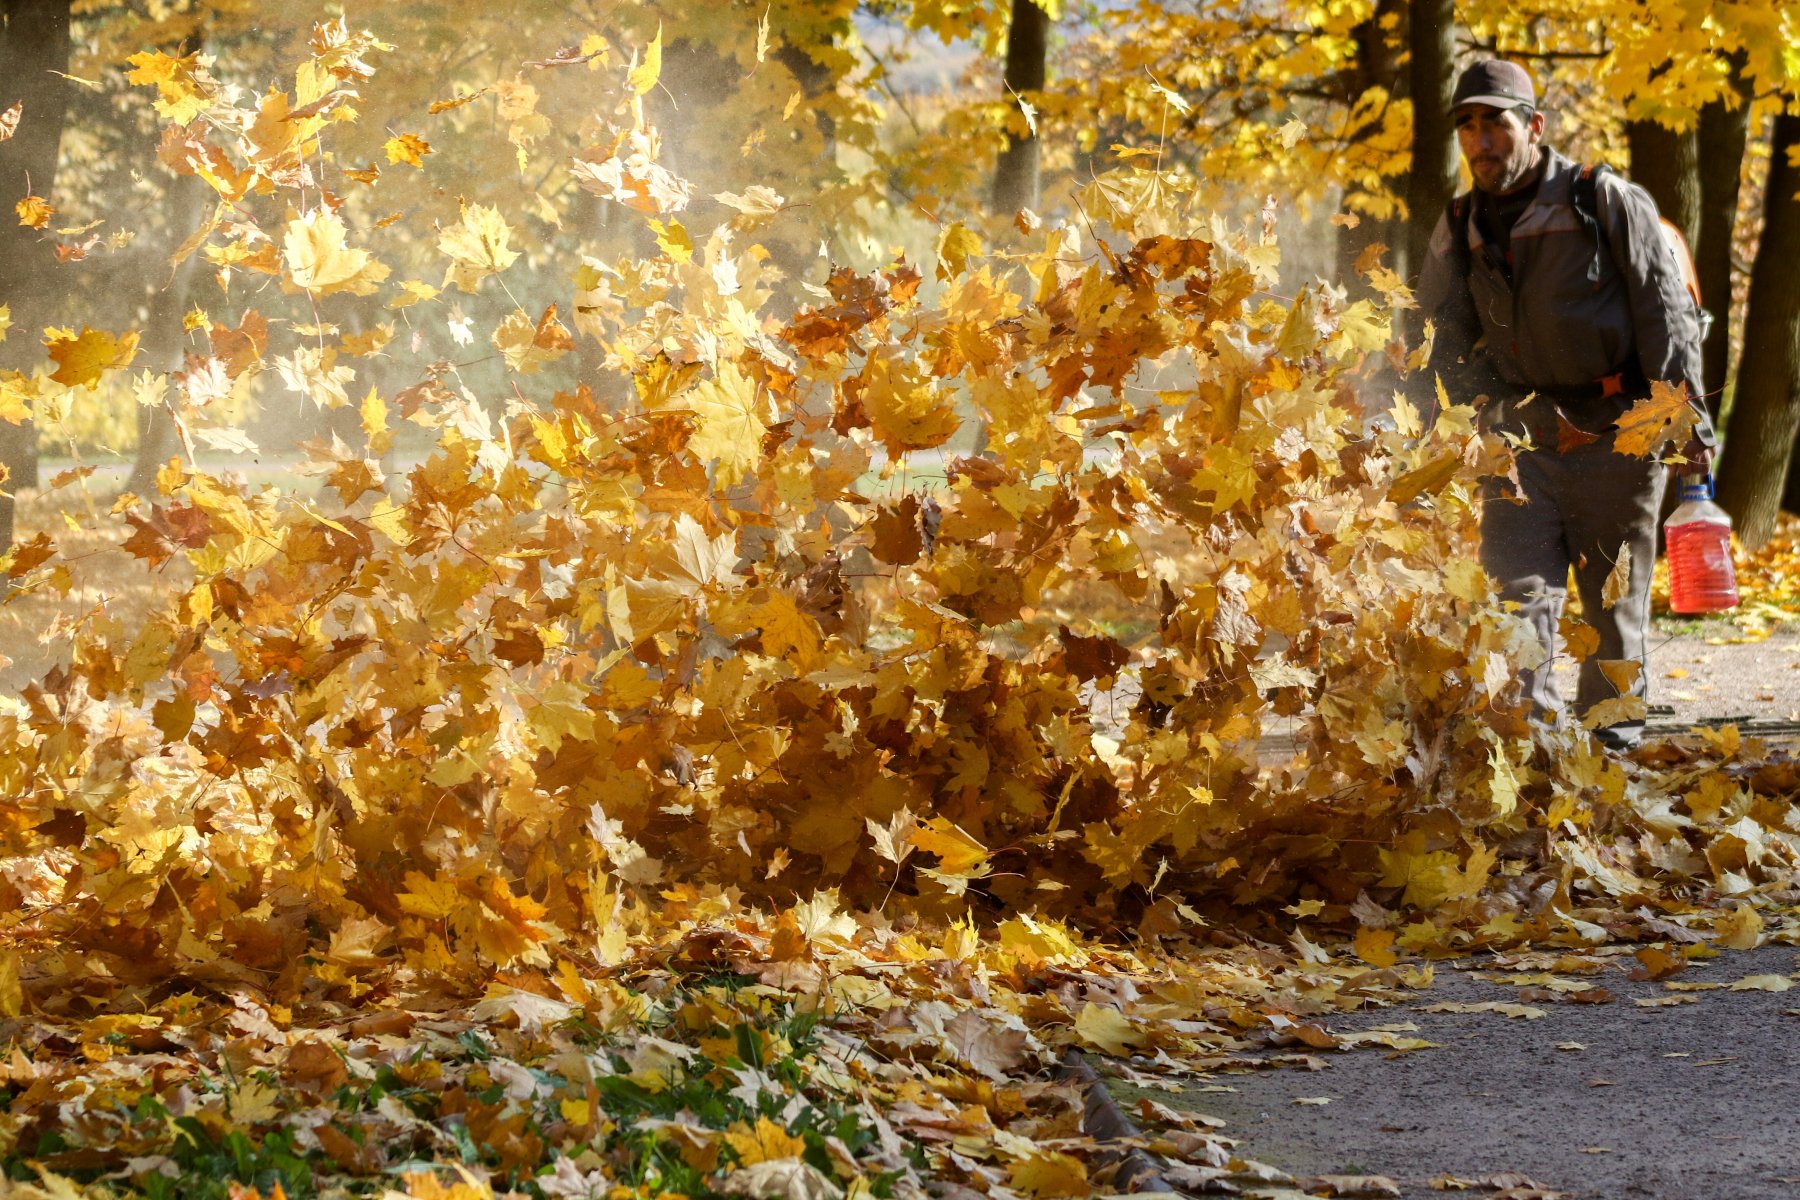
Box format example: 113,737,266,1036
1639,625,1800,733
1125,946,1800,1199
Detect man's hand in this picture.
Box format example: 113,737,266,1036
1673,436,1714,478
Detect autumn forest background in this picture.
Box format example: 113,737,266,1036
0,1,1798,1198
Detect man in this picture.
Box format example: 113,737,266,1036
1415,59,1716,749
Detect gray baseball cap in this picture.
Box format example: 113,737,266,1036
1450,60,1537,113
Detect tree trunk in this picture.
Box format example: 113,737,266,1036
1715,112,1800,548
125,172,210,497
1624,119,1701,246
1402,0,1456,281
1334,0,1405,290
0,0,73,570
991,0,1049,215
1694,58,1752,416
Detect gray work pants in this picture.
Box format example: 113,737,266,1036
1478,428,1665,743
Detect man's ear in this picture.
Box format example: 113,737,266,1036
1527,110,1547,144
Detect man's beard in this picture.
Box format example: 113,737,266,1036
1473,151,1540,195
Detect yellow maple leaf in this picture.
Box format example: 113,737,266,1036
1009,1149,1091,1198
125,49,208,124
0,949,20,1017
1353,926,1397,968
45,326,139,390
123,48,185,87
0,371,32,423
1582,695,1647,731
1073,1001,1146,1055
384,132,431,166
394,1168,493,1200
439,202,519,293
397,871,461,920
628,24,663,96
1713,903,1764,950
15,194,53,228
1614,380,1698,459
1377,846,1459,909
911,817,990,876
688,360,768,486
492,305,573,375
754,590,823,672
723,1116,808,1166
283,209,389,296
858,347,959,456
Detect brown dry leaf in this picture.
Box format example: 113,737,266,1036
1307,1175,1401,1197
1566,987,1615,1005
715,1158,840,1200
1600,543,1632,609
1422,1002,1545,1019
944,1009,1031,1080
1555,408,1601,454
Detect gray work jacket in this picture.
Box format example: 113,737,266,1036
1416,146,1715,444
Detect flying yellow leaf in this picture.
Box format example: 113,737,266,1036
628,24,663,96
492,304,573,375
384,132,431,166
0,371,31,423
688,360,768,485
1581,695,1646,730
752,591,823,671
15,194,53,228
858,347,959,456
438,203,519,292
45,326,139,390
911,817,990,877
284,209,390,296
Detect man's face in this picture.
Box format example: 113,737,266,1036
1454,104,1546,195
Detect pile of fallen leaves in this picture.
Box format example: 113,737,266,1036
2,21,1797,1199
